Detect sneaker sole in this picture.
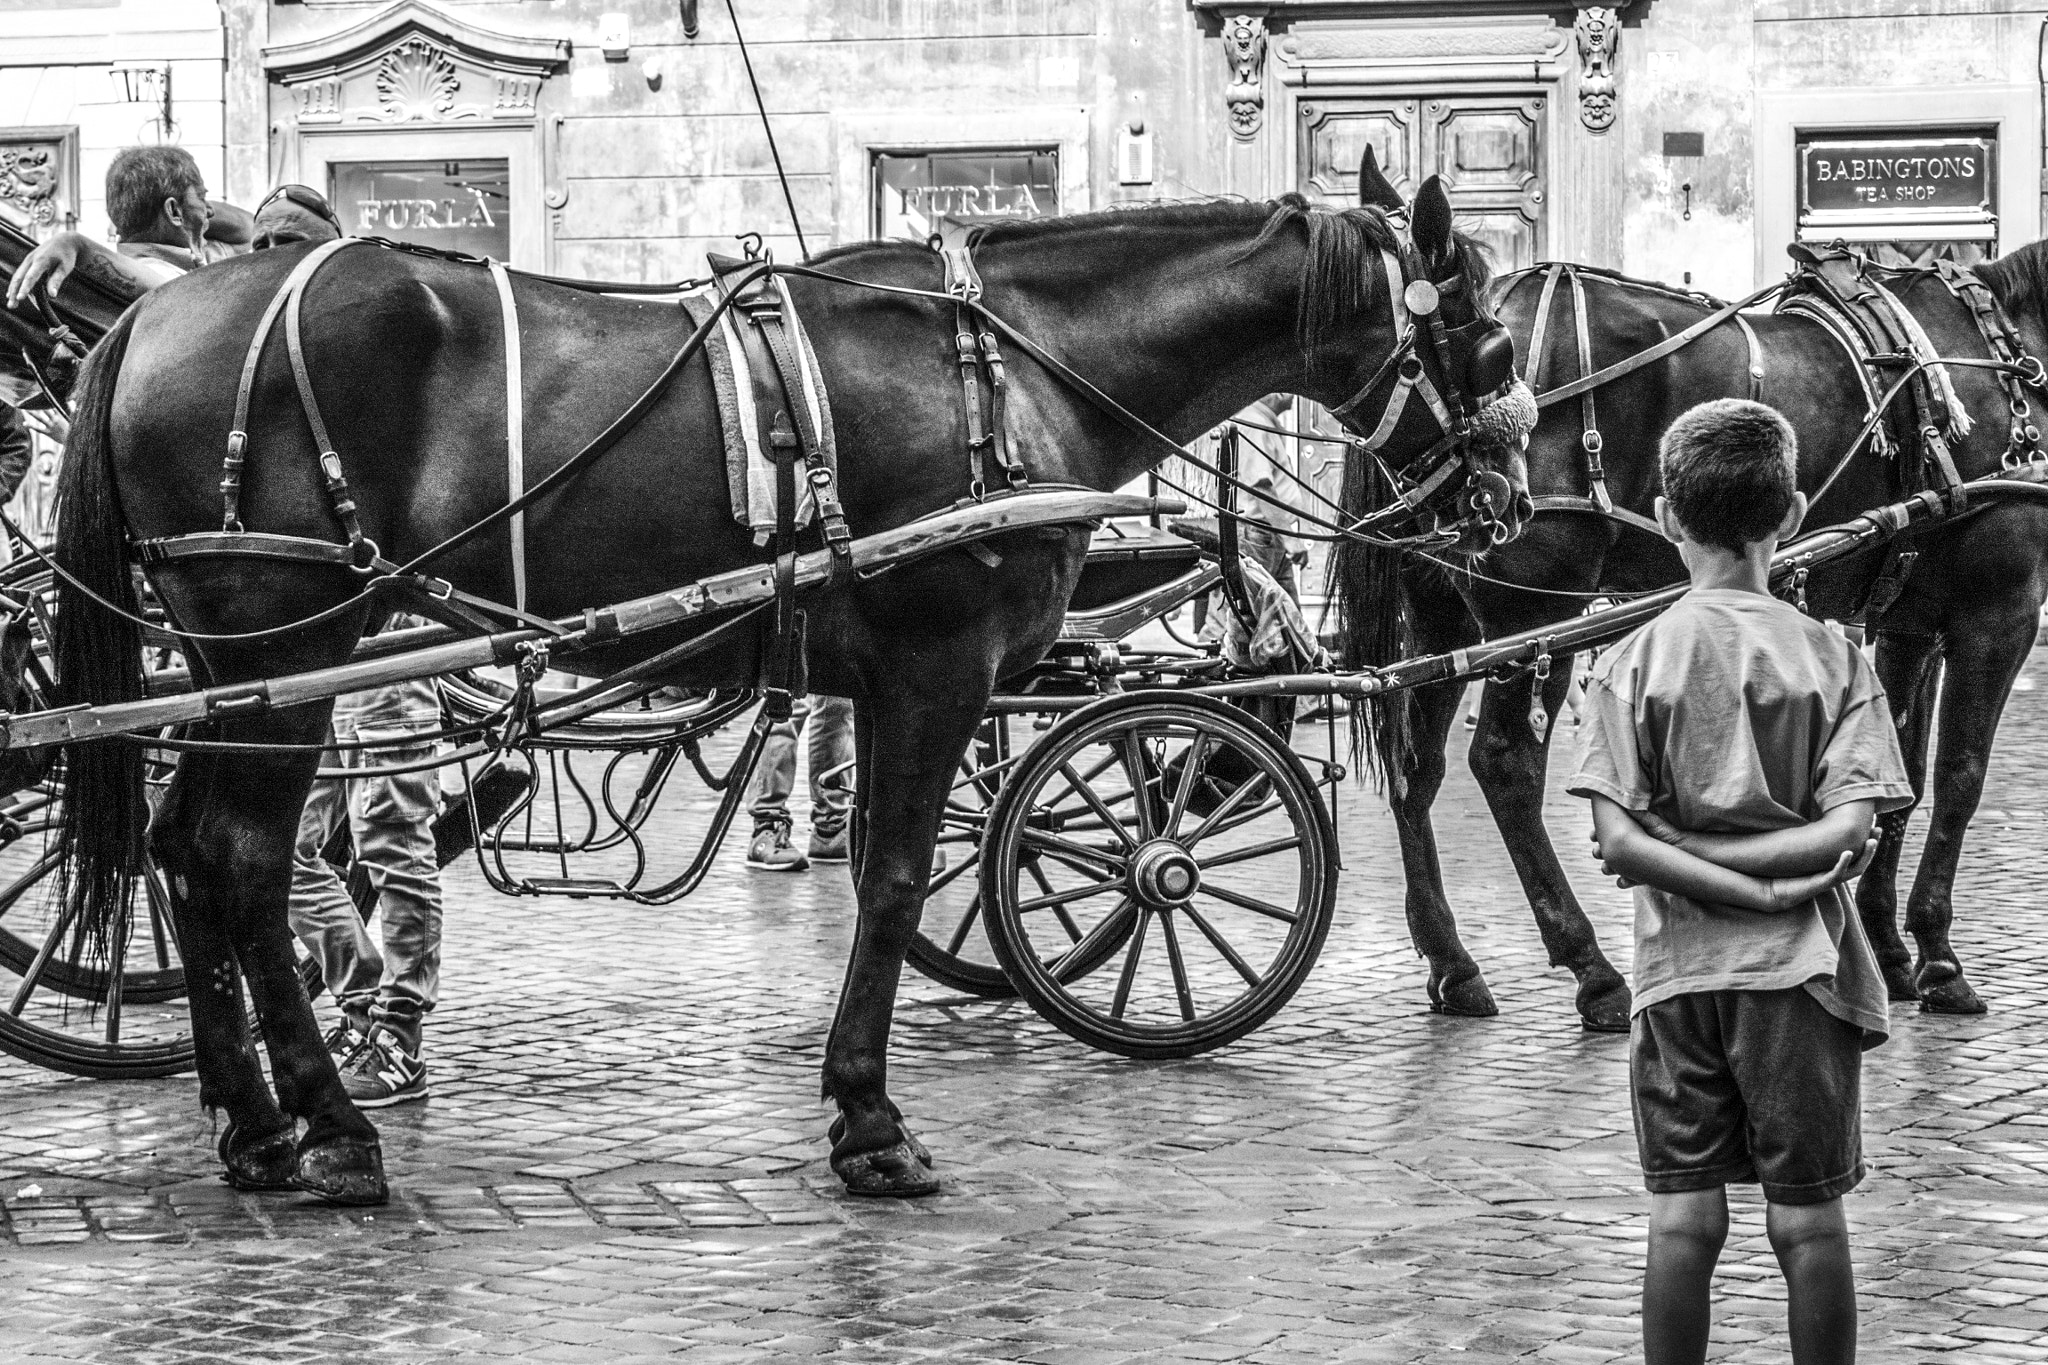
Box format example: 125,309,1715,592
745,860,810,872
352,1086,429,1109
808,852,850,864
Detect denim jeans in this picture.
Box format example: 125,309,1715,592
748,693,854,832
290,717,443,1043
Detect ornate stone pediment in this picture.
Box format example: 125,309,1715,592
0,129,78,236
265,0,569,127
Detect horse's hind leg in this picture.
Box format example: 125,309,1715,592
151,757,298,1191
1903,601,2041,1015
821,687,983,1197
152,707,387,1203
1859,631,1940,1002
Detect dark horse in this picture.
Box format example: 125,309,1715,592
44,186,1532,1201
1341,190,2048,1027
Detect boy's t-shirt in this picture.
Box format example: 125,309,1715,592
1567,589,1914,1047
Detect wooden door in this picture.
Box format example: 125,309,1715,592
1299,92,1546,268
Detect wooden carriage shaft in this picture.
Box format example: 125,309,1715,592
3,491,1175,752
1200,482,2031,702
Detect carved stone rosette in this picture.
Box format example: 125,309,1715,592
1573,7,1619,133
0,131,76,234
1222,14,1268,142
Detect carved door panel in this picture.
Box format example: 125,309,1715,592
1293,93,1547,576
1298,93,1546,267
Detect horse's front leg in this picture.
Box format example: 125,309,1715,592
1860,630,1940,1001
1466,661,1631,1031
153,708,387,1204
1905,601,2041,1015
823,684,986,1197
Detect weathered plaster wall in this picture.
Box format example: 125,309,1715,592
253,0,1226,279
0,0,229,241
1622,0,1756,297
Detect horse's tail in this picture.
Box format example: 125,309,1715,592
1332,454,1411,798
53,306,147,962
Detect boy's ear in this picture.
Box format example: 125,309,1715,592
1777,491,1808,540
1654,495,1686,547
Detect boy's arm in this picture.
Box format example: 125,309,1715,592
1589,796,1872,913
1634,800,1878,877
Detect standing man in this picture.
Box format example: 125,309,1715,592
745,695,854,872
5,145,252,305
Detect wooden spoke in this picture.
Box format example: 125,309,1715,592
1199,882,1301,924
926,846,979,898
1016,878,1124,915
1163,731,1212,839
1050,896,1135,981
1158,909,1197,1022
0,851,59,924
8,897,78,1017
1197,834,1303,871
1018,827,1127,872
1180,902,1262,986
1118,731,1160,840
1179,767,1268,848
1109,907,1152,1021
1058,763,1138,849
943,893,983,956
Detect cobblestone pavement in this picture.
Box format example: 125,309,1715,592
3,664,2048,1363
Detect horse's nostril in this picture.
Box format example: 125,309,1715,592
1514,490,1535,525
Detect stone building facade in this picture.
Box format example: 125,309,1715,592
0,1,2038,307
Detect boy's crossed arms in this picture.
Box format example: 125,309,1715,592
1587,797,1879,915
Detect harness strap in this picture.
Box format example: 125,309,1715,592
1568,268,1612,514
1535,279,1785,408
487,261,529,614
1529,494,1664,538
1735,312,1765,401
281,250,380,568
1523,263,1564,393
943,246,992,497
747,278,854,583
221,237,363,534
1779,293,1894,459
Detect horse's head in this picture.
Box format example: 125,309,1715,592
1304,151,1535,554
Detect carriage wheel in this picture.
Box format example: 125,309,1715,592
0,800,194,1080
0,564,195,1079
906,712,1138,999
980,692,1337,1060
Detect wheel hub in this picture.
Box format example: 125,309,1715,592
1129,839,1200,907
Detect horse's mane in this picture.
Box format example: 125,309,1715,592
1974,238,2048,319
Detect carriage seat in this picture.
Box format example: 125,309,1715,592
1070,522,1207,611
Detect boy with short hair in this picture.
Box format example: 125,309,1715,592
1567,398,1913,1365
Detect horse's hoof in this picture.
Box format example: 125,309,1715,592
217,1121,299,1193
293,1136,388,1206
1427,966,1498,1018
831,1105,932,1169
1882,961,1919,1003
1576,977,1633,1034
1915,960,1987,1015
833,1140,941,1198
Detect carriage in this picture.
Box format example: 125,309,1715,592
6,179,2048,1204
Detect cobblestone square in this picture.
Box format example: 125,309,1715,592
0,668,2044,1363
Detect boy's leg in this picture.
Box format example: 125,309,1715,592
1766,1198,1856,1365
1645,1187,1728,1365
354,743,444,1036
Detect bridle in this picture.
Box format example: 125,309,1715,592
1328,235,1526,548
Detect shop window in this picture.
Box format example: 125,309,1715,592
330,158,511,260
871,148,1058,245
1796,128,1996,267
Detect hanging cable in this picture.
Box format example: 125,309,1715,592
726,0,809,260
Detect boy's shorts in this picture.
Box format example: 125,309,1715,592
1631,985,1864,1205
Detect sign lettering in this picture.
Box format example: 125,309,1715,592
1799,136,1994,216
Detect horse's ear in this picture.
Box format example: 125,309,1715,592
1411,175,1455,268
1357,145,1405,213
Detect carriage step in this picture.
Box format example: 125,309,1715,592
520,877,630,899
